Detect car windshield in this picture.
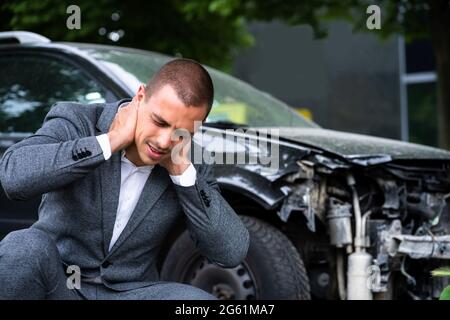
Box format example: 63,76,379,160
76,45,318,128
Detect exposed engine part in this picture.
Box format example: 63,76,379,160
378,219,403,257
392,235,450,259
406,192,448,220
372,273,394,299
312,154,350,170
383,162,450,193
347,175,366,251
327,197,352,251
376,178,405,218
364,219,402,294
278,182,317,231
346,174,374,300
345,154,392,166
361,211,372,248
308,266,332,299
336,249,347,300
284,160,314,182
326,186,351,199
297,160,315,180
279,161,327,231
347,251,373,300
376,218,450,260
400,256,417,287
278,156,449,300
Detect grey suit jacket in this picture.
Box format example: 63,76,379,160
0,99,249,291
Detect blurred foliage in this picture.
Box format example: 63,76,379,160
0,0,440,70
0,0,255,71
182,0,437,41
408,83,438,147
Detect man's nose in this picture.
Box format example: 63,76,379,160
156,129,173,150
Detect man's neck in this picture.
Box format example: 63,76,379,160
124,143,146,167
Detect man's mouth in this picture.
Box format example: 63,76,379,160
146,143,167,160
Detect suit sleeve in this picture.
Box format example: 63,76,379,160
0,103,106,201
173,164,250,268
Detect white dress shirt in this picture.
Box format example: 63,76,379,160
95,129,196,251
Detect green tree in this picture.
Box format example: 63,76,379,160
0,0,254,71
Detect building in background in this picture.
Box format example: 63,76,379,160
232,20,438,147
404,39,438,147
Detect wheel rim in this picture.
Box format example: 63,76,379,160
181,256,257,300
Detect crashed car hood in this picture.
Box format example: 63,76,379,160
275,128,450,161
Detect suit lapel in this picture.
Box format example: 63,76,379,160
106,165,171,257
95,98,130,255
100,151,122,254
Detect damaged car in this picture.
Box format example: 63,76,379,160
1,31,450,300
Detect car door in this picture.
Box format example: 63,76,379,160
0,49,117,238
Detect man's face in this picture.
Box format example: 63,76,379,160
133,84,208,165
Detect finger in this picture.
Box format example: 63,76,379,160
181,136,192,155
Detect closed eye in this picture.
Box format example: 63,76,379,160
153,119,166,127
151,113,170,128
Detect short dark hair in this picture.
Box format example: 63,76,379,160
145,58,214,113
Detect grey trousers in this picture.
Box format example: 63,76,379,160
0,228,216,300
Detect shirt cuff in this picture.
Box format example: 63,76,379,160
96,134,112,160
169,163,197,187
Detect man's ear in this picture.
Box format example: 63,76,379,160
136,84,147,102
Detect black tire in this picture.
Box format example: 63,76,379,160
160,216,311,300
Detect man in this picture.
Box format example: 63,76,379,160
0,58,250,300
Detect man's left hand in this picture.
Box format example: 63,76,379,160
159,132,192,176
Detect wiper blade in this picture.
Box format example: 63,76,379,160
203,121,248,129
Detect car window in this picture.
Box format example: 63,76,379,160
0,54,111,134
77,46,318,128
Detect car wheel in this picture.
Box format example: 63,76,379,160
160,215,311,300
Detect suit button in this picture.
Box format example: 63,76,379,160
102,260,112,268
81,147,90,157
72,154,79,161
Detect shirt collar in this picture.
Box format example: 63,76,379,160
121,152,154,173
119,101,130,109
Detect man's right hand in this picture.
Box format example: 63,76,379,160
107,98,139,153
